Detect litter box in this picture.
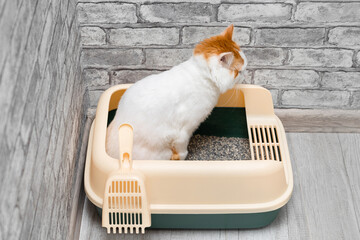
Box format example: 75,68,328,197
84,84,293,234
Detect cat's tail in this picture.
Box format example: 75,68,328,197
106,120,119,159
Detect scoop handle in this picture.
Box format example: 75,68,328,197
118,123,133,170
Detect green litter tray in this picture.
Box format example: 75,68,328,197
95,207,280,229
100,107,279,229
84,84,293,233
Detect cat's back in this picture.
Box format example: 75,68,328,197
116,62,195,117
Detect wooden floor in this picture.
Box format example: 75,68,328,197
78,133,360,240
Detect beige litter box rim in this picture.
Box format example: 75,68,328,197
84,84,293,214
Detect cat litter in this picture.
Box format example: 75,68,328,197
186,135,251,160
84,84,293,234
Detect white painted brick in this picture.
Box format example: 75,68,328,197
282,90,350,107
289,49,353,68
145,48,193,67
80,27,105,46
110,69,252,85
18,129,38,214
224,0,288,2
77,3,137,24
218,4,292,23
112,70,163,84
57,22,69,73
5,61,35,148
87,108,96,118
38,8,55,73
140,3,215,23
79,0,221,2
182,26,251,46
254,70,319,88
81,49,144,67
243,48,286,66
0,0,83,238
255,28,325,47
1,137,25,240
328,27,360,46
83,69,109,88
269,89,279,106
20,63,40,146
322,72,360,90
109,28,179,46
295,3,360,23
352,92,360,109
89,90,104,107
240,70,253,85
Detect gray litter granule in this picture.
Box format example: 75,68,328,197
186,134,252,160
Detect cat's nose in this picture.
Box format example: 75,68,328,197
239,51,247,71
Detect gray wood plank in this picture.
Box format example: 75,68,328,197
79,197,172,240
79,195,289,240
236,206,289,240
338,133,360,232
286,133,360,240
78,133,360,239
170,229,221,240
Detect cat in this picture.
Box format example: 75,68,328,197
106,24,247,160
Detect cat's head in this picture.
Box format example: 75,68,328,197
194,24,247,93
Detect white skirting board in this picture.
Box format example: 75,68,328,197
275,109,360,133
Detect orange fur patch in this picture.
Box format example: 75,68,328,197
194,25,244,77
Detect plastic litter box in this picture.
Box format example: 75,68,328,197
84,84,293,234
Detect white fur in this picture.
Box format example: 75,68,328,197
239,50,247,70
106,52,247,160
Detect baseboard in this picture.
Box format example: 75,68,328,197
275,109,360,133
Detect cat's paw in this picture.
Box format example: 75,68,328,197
170,146,180,160
171,153,180,160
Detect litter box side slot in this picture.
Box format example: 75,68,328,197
245,117,293,200
241,85,279,162
240,85,293,206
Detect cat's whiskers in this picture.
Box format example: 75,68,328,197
222,87,236,106
236,88,240,105
234,88,241,107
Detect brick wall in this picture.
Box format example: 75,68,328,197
0,1,84,239
78,0,360,110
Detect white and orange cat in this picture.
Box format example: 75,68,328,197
106,25,247,160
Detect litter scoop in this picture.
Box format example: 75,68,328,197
102,124,151,234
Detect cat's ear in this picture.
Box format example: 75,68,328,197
219,52,234,69
221,24,234,40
